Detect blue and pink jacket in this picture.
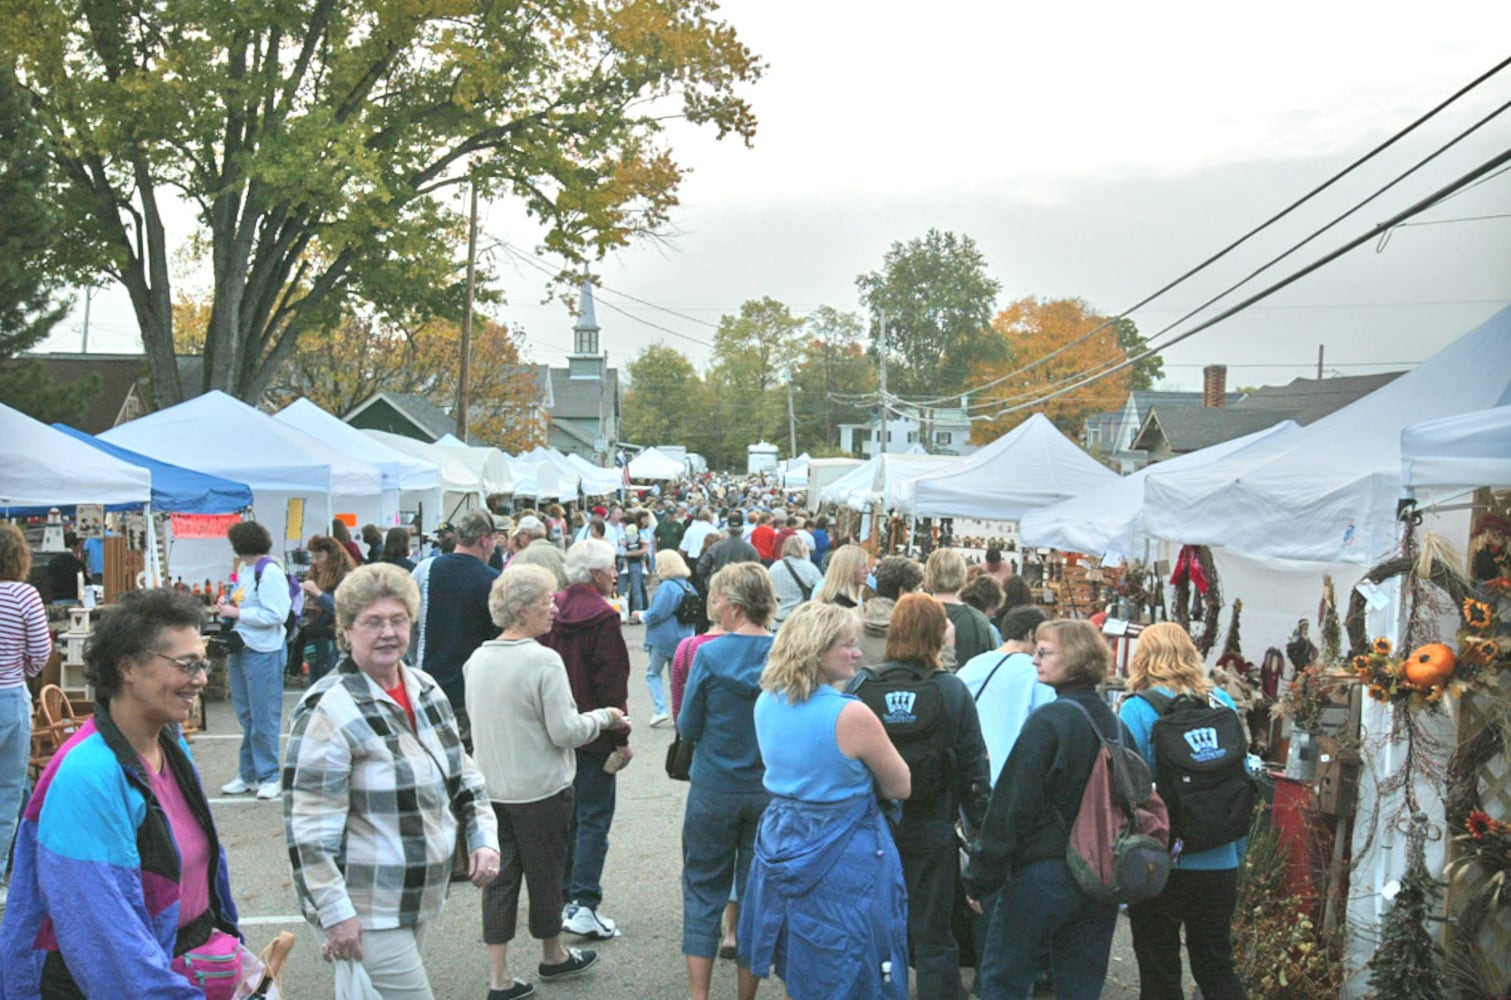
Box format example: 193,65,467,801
0,711,239,999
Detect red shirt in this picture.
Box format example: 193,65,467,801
749,524,776,561
385,676,418,732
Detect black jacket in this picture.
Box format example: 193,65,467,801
963,686,1131,898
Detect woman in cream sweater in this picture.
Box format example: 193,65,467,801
464,564,629,1000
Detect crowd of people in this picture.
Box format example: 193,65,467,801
0,484,1252,1000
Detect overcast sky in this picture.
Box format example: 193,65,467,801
46,0,1511,395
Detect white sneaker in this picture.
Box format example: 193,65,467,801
649,712,670,728
561,902,619,939
256,780,282,800
221,777,254,795
0,884,8,908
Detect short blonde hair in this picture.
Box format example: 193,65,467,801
335,563,421,637
489,564,557,629
710,561,776,627
924,548,967,594
762,603,859,702
1128,621,1211,696
1036,619,1111,688
655,550,691,581
818,544,868,605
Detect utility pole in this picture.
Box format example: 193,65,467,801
877,310,888,455
1316,344,1324,380
455,177,479,440
786,370,798,458
80,286,93,353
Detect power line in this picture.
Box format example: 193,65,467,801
899,52,1511,409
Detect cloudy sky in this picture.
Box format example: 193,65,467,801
47,0,1511,395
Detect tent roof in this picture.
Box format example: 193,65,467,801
1401,405,1511,491
277,398,439,492
893,413,1119,519
1143,305,1511,562
435,440,514,495
1019,421,1298,557
628,447,684,480
0,402,152,510
53,424,253,514
361,429,483,496
561,451,622,495
820,454,956,511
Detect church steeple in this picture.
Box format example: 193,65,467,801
568,265,604,379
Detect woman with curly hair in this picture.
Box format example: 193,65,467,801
300,535,358,683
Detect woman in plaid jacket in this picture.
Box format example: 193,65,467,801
284,563,500,999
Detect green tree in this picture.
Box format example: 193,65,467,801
621,342,703,449
791,306,875,452
855,229,1004,399
4,0,762,406
1117,317,1165,391
706,297,804,462
0,66,97,421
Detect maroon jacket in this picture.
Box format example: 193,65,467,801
540,583,630,754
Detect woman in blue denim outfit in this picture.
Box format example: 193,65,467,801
741,602,911,1000
676,562,776,1000
640,551,695,728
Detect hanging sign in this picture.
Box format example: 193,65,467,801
171,513,242,539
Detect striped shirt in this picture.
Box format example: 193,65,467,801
0,581,50,690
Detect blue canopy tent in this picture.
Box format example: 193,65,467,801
53,425,253,514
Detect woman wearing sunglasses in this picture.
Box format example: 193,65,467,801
0,588,245,998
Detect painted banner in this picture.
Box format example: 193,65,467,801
171,513,242,539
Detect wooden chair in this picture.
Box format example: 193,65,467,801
37,684,83,744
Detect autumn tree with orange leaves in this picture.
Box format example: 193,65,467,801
968,297,1161,442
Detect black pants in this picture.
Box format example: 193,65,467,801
1128,866,1247,1000
895,817,964,1000
483,789,576,943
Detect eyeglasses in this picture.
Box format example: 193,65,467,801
145,650,213,677
353,614,412,633
1033,647,1060,659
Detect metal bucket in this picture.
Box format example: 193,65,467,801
1285,727,1319,782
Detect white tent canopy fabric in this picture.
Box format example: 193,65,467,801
891,413,1119,519
1401,405,1511,491
821,454,957,511
1,402,153,509
436,440,514,496
628,447,684,480
511,449,574,501
1143,305,1511,563
1020,421,1299,558
563,452,621,496
361,429,485,520
504,458,561,501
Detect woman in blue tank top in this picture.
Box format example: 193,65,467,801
740,602,912,1000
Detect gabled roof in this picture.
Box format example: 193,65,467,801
547,367,619,420
1230,372,1404,425
1133,406,1290,454
344,391,456,441
550,417,597,448
1129,389,1205,416
19,353,149,432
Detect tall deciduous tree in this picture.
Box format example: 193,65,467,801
706,297,804,464
4,0,762,406
0,66,97,421
621,342,704,449
1118,317,1165,391
969,296,1135,441
855,229,1003,399
791,306,875,452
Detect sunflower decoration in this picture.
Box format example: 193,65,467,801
1450,595,1507,696
1463,598,1495,631
1444,809,1511,911
1349,637,1474,711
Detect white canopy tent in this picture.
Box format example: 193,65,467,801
361,430,485,520
1020,421,1299,558
779,453,811,489
503,457,561,501
1,402,153,510
276,398,443,531
628,447,685,481
103,391,385,584
890,413,1119,519
563,451,621,497
1143,305,1511,565
820,454,956,511
1400,404,1511,492
434,437,515,497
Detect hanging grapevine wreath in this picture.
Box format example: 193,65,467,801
1343,554,1477,657
1170,544,1222,656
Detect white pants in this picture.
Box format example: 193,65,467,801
337,925,433,1000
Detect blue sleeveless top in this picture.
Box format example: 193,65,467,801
756,686,871,802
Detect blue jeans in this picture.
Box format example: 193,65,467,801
645,649,671,716
624,560,648,614
0,687,31,869
564,748,618,909
979,858,1118,1000
228,647,285,783
681,781,768,958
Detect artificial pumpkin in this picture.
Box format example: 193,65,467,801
1403,642,1457,688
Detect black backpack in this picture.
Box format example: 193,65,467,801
1136,691,1257,853
672,580,702,626
847,662,954,802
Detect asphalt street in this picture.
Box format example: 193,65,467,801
195,625,1163,999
